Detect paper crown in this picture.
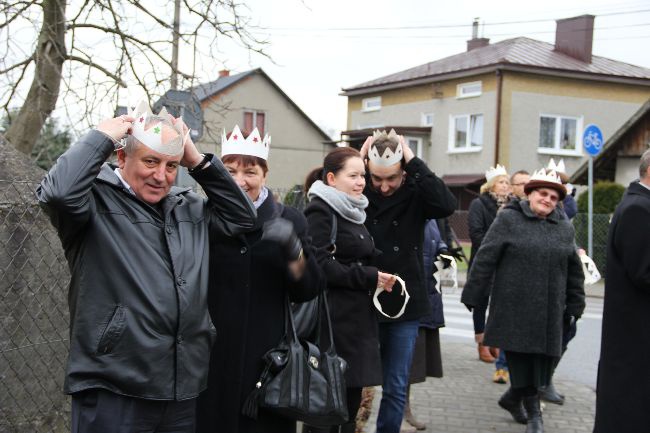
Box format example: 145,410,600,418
547,158,566,174
127,99,187,155
529,168,562,184
368,129,403,166
485,164,508,182
221,125,270,160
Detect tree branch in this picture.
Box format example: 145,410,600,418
66,55,127,87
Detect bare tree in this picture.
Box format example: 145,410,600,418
0,0,267,155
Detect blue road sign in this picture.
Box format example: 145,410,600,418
583,124,604,156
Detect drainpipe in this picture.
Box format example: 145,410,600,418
494,69,503,166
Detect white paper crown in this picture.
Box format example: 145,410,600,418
221,125,270,160
368,129,403,166
127,99,187,155
529,168,562,185
485,164,508,182
547,158,566,174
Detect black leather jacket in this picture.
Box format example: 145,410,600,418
37,130,256,400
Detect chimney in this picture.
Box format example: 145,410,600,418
555,15,595,63
218,69,230,78
467,18,490,51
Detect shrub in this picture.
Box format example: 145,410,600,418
577,181,625,214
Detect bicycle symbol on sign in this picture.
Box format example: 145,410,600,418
584,131,602,151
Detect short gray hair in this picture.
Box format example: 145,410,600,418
123,115,174,155
640,148,650,179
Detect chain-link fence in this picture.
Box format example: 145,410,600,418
0,180,71,433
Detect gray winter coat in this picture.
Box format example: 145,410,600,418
461,199,585,357
37,130,256,400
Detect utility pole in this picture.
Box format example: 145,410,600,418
170,0,181,90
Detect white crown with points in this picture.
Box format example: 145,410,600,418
530,168,562,185
221,125,270,160
368,129,403,166
546,158,566,174
485,164,508,182
127,99,187,155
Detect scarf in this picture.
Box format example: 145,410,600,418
308,180,368,224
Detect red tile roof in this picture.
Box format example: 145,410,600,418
342,37,650,94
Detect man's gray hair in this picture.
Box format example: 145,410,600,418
123,115,174,154
640,148,650,179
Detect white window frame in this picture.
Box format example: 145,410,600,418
456,81,482,99
421,113,434,127
362,96,382,112
404,136,423,159
448,113,483,153
243,110,267,134
537,113,583,156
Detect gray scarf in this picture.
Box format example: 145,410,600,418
308,180,368,224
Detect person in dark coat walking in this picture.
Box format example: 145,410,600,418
467,164,511,366
360,130,456,433
196,126,323,433
303,146,397,433
594,149,650,433
462,168,585,433
403,219,448,430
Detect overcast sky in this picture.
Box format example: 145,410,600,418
208,0,650,138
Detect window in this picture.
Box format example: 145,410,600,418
362,97,381,112
457,81,482,98
448,114,483,152
405,136,423,159
421,113,434,127
244,110,265,135
538,114,583,155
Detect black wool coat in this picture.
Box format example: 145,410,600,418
468,193,498,269
364,157,456,322
304,197,383,387
461,199,585,357
594,181,650,433
196,192,323,433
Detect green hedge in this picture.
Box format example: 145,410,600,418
577,181,625,213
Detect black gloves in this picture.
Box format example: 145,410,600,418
261,218,303,261
447,246,465,262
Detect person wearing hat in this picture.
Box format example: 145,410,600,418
195,126,324,433
461,168,585,433
36,104,257,433
467,164,511,368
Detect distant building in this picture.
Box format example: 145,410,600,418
190,68,333,189
341,15,650,208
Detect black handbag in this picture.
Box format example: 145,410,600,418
242,288,349,426
291,212,337,340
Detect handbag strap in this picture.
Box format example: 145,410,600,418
284,288,337,352
327,212,337,256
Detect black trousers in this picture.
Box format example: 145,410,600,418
71,389,196,433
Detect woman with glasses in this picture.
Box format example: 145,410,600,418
461,169,585,433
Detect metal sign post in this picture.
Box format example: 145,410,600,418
583,124,604,257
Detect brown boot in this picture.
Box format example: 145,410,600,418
404,400,426,430
478,343,495,363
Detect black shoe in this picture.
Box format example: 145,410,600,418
523,395,544,433
539,382,565,405
498,387,527,424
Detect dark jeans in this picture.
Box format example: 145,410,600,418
377,320,420,433
71,389,196,433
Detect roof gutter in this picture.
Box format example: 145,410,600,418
494,69,503,166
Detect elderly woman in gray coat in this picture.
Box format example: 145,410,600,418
461,169,585,433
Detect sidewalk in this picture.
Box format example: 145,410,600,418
362,340,596,433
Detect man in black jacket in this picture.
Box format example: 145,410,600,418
594,149,650,433
37,105,256,433
360,130,456,433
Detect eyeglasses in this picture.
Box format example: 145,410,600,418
535,190,559,202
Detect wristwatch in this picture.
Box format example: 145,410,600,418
188,153,211,173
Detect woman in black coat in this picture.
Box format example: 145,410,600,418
462,169,585,433
303,147,397,433
467,166,511,364
196,132,324,433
